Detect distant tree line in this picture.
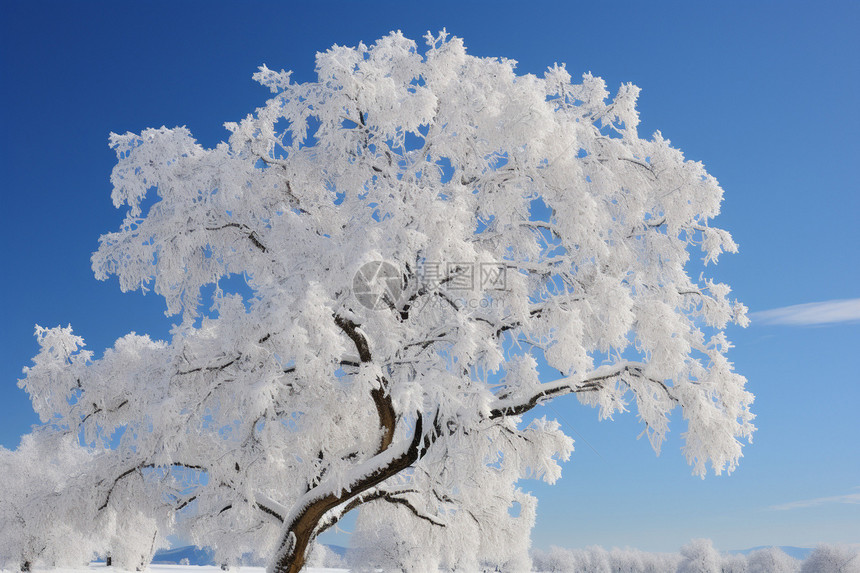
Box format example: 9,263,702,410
528,539,859,573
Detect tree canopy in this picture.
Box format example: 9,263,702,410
11,31,753,573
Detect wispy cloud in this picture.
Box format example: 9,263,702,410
769,490,860,511
751,298,860,326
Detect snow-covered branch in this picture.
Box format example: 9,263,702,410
490,361,653,418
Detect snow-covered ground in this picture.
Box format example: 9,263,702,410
6,542,860,573
2,567,347,573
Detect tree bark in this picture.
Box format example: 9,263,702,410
270,415,429,573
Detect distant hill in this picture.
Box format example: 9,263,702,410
148,544,348,566
151,546,215,566
324,545,348,558
730,546,813,560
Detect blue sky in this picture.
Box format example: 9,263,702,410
1,0,858,554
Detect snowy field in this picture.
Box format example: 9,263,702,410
3,543,860,573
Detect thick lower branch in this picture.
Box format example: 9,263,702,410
271,414,431,573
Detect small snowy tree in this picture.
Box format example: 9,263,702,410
107,511,163,571
644,550,683,573
721,552,749,573
350,502,439,573
305,542,345,570
16,31,752,572
607,547,645,573
578,546,612,573
747,547,799,573
531,546,577,573
677,539,721,573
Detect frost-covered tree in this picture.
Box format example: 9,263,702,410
305,542,345,570
677,539,722,573
17,31,752,572
646,550,684,573
350,503,437,573
575,546,612,573
608,547,646,573
106,510,164,571
0,433,99,571
531,546,577,573
800,544,860,573
721,552,749,573
532,545,682,573
747,547,799,573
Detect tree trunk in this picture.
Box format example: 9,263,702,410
270,415,430,573
272,494,338,573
